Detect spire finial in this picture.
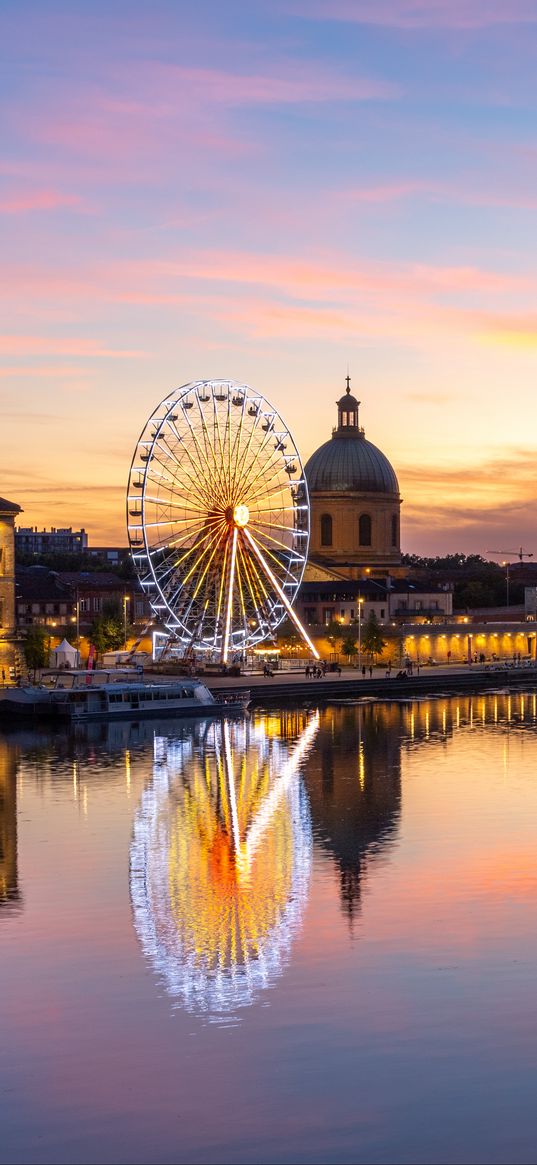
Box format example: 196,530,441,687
345,372,351,394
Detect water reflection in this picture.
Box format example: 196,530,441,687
0,738,20,912
130,712,317,1018
308,705,402,923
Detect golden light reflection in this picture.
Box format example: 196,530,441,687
130,713,317,1017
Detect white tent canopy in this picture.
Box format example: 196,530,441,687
49,638,80,669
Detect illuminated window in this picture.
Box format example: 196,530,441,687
359,513,372,546
320,513,333,547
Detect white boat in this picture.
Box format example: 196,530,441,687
0,670,249,721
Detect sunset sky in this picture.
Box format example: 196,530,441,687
2,0,537,554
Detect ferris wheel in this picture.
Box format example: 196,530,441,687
127,380,318,661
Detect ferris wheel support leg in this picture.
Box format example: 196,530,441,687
222,526,238,665
242,528,320,660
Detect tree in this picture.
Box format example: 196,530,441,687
23,626,50,677
276,618,300,650
341,633,358,663
361,611,386,663
90,599,125,656
325,618,343,654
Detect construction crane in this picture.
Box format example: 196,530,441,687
486,548,534,606
487,547,534,563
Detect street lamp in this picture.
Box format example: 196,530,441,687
358,595,363,669
502,561,510,608
123,593,130,650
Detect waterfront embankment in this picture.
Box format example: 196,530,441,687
202,664,537,706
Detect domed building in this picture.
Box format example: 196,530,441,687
304,378,402,580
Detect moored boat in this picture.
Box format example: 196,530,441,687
0,670,249,721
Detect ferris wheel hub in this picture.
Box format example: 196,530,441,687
233,503,250,528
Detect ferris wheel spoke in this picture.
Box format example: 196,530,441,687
144,447,209,511
180,401,229,511
222,526,238,664
242,527,319,659
148,424,201,485
176,522,227,583
247,514,300,539
214,535,231,648
250,532,295,582
163,521,225,585
244,480,290,515
238,419,291,499
231,403,264,495
143,489,207,513
177,538,227,628
234,548,250,624
246,521,296,557
162,420,225,511
226,393,233,507
146,514,224,563
139,462,180,493
164,525,227,613
142,512,207,528
228,394,249,501
160,425,223,511
248,504,296,516
194,392,228,506
211,398,231,506
239,453,289,507
236,409,281,487
234,555,250,648
205,404,228,513
236,537,273,629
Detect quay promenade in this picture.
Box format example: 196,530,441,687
151,662,537,706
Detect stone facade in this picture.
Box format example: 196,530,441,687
0,497,21,638
308,492,401,574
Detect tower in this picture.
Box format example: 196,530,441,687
303,379,402,579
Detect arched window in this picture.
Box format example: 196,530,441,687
391,513,398,548
320,513,333,547
359,513,372,546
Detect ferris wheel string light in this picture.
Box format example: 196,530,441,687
127,380,318,660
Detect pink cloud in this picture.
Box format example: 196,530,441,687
15,60,398,174
0,189,83,214
145,62,400,105
0,364,94,378
161,249,529,300
337,180,435,204
339,178,537,212
0,336,146,358
301,0,537,30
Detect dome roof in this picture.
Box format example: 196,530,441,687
336,392,360,410
304,434,399,495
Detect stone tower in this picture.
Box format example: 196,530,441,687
304,379,402,579
0,496,21,636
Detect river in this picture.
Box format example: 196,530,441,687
2,692,537,1164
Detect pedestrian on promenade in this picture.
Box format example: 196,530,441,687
369,665,373,678
362,665,366,677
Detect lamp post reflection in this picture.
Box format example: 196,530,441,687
130,713,317,1017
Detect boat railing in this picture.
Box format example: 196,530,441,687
214,690,250,706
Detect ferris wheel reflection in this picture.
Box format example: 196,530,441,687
130,713,317,1018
